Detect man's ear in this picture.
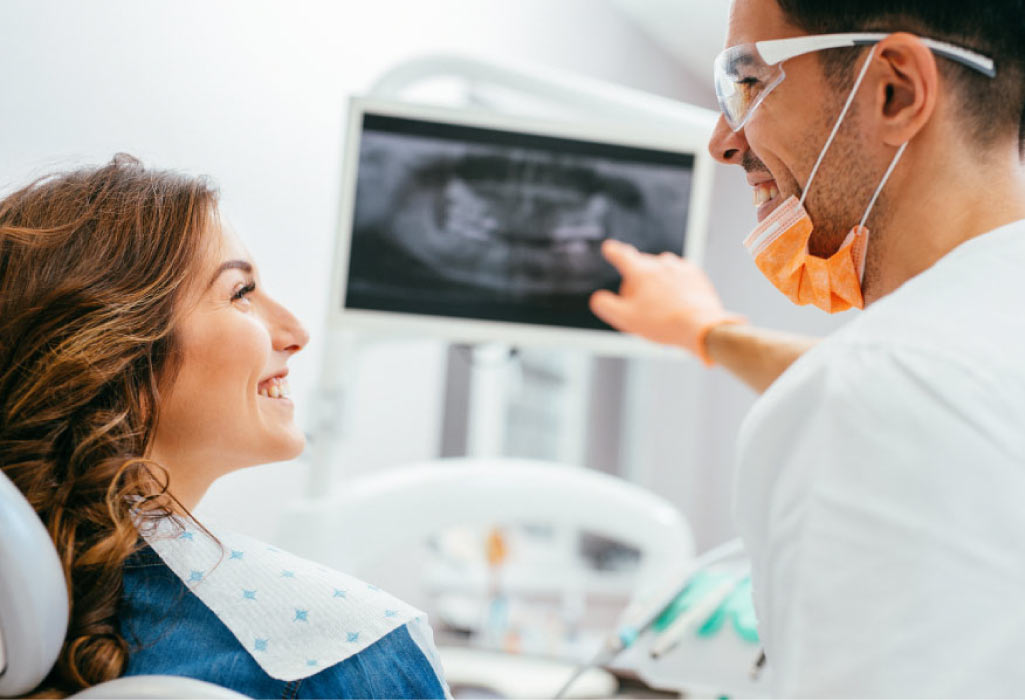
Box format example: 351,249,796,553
873,32,939,146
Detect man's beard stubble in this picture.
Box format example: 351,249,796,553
741,109,881,261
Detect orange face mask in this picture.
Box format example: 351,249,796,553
742,46,908,314
743,195,871,313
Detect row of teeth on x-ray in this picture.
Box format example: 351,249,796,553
377,153,649,295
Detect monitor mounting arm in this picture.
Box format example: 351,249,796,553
366,52,717,135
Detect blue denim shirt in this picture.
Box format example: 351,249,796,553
119,546,447,699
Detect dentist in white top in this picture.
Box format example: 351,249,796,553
591,0,1025,696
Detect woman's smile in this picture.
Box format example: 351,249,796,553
257,374,292,399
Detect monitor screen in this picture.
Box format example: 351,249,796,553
334,99,711,351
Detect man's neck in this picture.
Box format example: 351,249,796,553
865,141,1025,304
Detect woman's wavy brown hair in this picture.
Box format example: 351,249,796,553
0,154,218,695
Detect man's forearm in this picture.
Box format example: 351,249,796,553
705,323,819,393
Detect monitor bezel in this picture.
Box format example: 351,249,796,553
329,95,716,357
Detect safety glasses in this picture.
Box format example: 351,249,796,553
714,32,996,132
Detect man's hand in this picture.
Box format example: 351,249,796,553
589,239,745,364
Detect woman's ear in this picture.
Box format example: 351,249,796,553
874,32,939,146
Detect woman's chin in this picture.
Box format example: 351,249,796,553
254,396,306,459
276,428,306,461
247,429,306,466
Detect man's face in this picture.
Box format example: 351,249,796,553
709,0,879,259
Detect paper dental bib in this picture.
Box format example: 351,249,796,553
743,194,869,313
139,516,424,681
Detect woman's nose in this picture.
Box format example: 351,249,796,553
271,303,309,354
708,114,749,165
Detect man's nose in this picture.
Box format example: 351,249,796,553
708,114,749,165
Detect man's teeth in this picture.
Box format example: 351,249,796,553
258,377,291,399
753,182,780,206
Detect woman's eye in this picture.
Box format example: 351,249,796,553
232,281,256,303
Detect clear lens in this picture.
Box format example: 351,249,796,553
714,43,786,131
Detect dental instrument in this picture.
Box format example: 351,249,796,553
553,538,745,699
648,576,741,659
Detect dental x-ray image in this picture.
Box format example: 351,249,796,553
345,114,693,331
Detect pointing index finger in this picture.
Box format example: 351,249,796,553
601,238,641,273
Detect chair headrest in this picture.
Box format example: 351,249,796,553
0,469,69,697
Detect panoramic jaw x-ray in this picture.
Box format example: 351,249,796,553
345,114,694,332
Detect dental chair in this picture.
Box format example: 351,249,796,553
0,469,244,698
277,457,697,698
279,457,695,581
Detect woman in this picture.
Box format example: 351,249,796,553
0,155,448,698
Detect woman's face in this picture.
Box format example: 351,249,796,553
149,218,309,507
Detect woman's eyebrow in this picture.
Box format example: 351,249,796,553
207,259,253,289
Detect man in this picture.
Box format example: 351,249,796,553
591,0,1025,696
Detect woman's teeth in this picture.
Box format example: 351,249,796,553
258,377,291,399
753,182,780,206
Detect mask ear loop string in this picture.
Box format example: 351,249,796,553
858,140,909,231
799,45,879,208
852,140,907,283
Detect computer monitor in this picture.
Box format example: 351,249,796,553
329,97,715,355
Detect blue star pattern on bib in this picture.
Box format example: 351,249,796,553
139,516,425,682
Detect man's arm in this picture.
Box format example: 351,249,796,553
589,240,817,393
705,323,818,393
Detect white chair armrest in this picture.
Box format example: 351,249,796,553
71,675,247,699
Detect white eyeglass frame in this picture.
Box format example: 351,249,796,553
718,32,996,132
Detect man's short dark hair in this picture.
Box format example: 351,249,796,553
776,0,1025,153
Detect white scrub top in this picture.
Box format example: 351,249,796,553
734,219,1025,698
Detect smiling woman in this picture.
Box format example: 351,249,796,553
145,217,310,510
0,155,448,698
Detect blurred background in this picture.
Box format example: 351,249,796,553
0,1,849,695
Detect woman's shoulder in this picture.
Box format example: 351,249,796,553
120,519,449,698
136,518,427,679
120,544,286,697
296,619,448,699
120,551,446,698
